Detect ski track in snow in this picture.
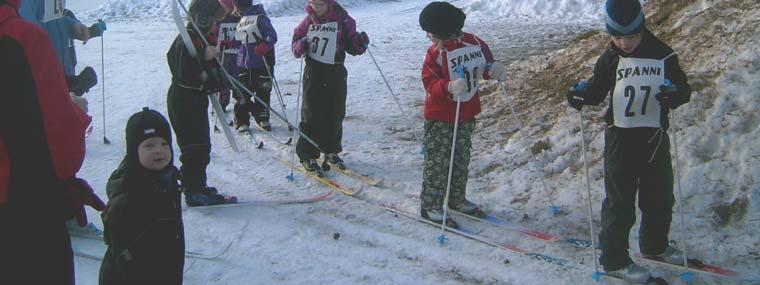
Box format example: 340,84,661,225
69,0,756,284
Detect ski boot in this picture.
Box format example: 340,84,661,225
420,207,458,229
643,246,684,265
66,219,103,238
322,153,346,170
236,123,250,133
184,186,237,207
257,120,272,132
301,159,324,177
449,199,486,218
605,263,652,284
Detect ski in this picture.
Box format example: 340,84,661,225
170,0,238,152
74,250,103,261
251,123,293,145
632,253,758,282
594,273,669,285
323,162,383,186
70,232,231,260
376,202,569,267
188,190,333,209
275,157,361,196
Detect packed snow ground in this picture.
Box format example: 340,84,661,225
68,0,759,284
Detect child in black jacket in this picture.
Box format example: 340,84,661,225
566,0,692,283
99,108,184,285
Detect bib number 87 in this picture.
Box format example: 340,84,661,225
310,37,330,56
624,85,652,117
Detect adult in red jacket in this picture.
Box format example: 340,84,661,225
418,2,508,227
0,0,104,283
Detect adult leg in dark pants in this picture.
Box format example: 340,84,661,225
296,60,347,161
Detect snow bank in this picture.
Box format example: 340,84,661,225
81,0,383,21
459,0,606,23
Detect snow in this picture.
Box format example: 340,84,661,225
64,0,759,284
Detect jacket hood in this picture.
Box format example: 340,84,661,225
242,3,266,16
305,1,347,21
0,0,20,24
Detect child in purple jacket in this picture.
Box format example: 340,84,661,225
234,0,277,131
291,0,369,175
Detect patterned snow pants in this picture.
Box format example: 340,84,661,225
420,119,476,210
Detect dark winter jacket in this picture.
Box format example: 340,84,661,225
582,29,691,130
291,2,366,63
421,33,494,123
0,0,91,206
167,28,223,92
99,160,184,285
237,4,277,69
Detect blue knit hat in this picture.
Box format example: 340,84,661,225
605,0,646,36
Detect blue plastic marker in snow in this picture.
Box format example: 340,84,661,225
680,272,694,282
591,271,603,282
286,173,295,182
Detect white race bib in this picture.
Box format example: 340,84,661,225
612,57,665,128
306,22,338,64
217,22,238,54
446,44,487,102
42,0,66,23
235,15,263,45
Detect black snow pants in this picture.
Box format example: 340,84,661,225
296,58,347,161
235,67,273,126
167,83,211,192
599,126,675,271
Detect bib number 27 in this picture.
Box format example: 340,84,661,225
623,85,652,117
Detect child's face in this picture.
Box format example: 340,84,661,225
309,0,329,16
611,33,642,54
138,137,172,171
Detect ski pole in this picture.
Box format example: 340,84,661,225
366,46,423,145
662,79,690,275
573,81,600,277
100,26,110,144
288,57,305,182
261,56,290,129
176,0,324,153
438,65,467,245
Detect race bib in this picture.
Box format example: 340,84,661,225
235,15,263,44
217,22,238,54
42,0,66,23
446,44,487,102
306,22,338,64
612,57,665,128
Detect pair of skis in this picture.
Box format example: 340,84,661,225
450,209,757,283
70,231,232,260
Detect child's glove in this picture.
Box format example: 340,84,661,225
254,42,271,57
358,31,369,48
485,62,507,82
448,79,468,102
566,86,585,111
656,81,678,109
88,20,107,38
64,178,106,227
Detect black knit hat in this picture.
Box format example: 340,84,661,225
125,107,173,167
605,0,646,36
419,2,466,38
189,0,224,31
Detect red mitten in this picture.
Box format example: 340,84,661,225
254,43,271,57
65,178,106,227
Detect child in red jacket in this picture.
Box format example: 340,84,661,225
418,2,507,227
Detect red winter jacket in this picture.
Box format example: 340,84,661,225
0,0,91,205
421,33,494,123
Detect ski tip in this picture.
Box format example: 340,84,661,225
284,137,293,145
256,141,264,149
